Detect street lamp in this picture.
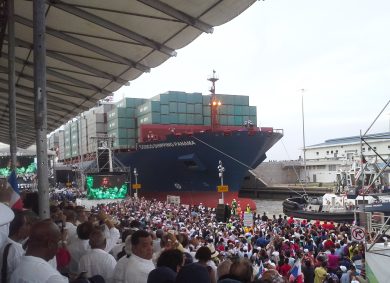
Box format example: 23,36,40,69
133,167,138,199
218,160,225,204
301,89,307,185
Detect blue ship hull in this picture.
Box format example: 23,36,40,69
115,129,282,206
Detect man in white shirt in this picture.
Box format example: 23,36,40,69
79,228,117,283
67,221,94,274
113,234,132,283
10,219,68,283
0,210,29,283
124,230,155,283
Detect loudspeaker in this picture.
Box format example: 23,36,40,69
216,204,230,222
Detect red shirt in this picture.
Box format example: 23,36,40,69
279,263,291,277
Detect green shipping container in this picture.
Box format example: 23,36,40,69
178,103,186,113
219,115,228,125
169,102,178,113
203,106,211,116
202,95,210,105
108,107,134,120
186,104,195,113
169,113,178,124
194,114,203,125
161,114,170,124
227,115,235,126
249,106,257,116
177,92,187,103
203,116,211,126
219,105,227,115
108,128,128,139
242,106,249,116
137,101,160,116
234,116,244,126
194,104,203,114
161,104,169,115
249,116,257,125
139,113,161,124
178,113,186,124
234,106,243,115
186,114,194,124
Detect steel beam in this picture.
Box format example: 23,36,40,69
12,37,130,85
52,1,177,56
138,0,213,33
15,15,151,72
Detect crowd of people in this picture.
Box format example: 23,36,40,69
0,191,376,283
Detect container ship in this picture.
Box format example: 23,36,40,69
49,73,283,208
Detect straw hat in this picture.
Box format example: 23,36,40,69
208,244,219,258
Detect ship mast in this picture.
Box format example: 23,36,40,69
208,70,221,131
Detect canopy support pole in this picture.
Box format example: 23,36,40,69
34,0,49,219
8,0,17,170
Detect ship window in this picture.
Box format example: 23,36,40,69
373,147,376,150
362,148,365,152
368,147,371,151
316,152,319,155
331,150,333,154
326,151,329,154
336,150,338,153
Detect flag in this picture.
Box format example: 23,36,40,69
8,170,23,210
289,258,303,283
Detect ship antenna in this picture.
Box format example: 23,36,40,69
208,70,221,131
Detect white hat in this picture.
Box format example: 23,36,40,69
0,203,14,226
272,251,279,257
208,244,219,258
340,266,347,272
304,249,309,253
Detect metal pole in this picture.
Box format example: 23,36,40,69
301,89,307,185
34,0,49,219
79,117,84,190
7,0,17,170
134,168,138,199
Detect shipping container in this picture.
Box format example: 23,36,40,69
161,104,169,115
249,106,257,116
116,97,146,108
139,113,161,124
107,118,135,130
186,104,195,114
203,106,211,116
161,114,170,124
178,103,186,113
137,101,161,116
169,102,178,113
203,116,211,126
194,114,202,125
178,113,186,124
186,114,194,124
107,107,135,120
169,113,178,124
202,95,211,105
194,104,202,114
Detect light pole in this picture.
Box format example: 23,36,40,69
133,167,138,199
218,160,225,204
301,89,307,185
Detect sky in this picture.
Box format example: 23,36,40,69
115,0,390,161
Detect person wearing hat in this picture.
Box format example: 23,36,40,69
339,265,349,283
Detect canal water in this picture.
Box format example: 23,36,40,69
254,198,284,217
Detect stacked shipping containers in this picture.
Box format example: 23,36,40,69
108,98,145,149
202,94,257,126
51,93,258,161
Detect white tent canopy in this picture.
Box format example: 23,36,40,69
0,0,256,148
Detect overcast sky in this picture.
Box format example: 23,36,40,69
115,0,390,161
